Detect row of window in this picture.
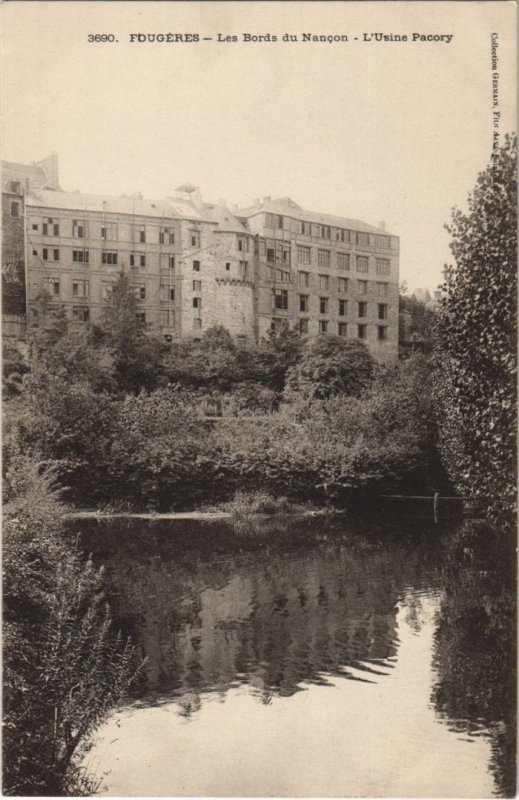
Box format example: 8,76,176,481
35,248,176,269
273,289,388,319
30,217,178,245
263,213,391,249
298,273,389,296
296,247,390,274
41,277,178,302
295,319,388,341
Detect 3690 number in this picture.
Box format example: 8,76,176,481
87,34,117,43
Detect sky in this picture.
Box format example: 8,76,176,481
2,1,516,293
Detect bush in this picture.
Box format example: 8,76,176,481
3,453,141,795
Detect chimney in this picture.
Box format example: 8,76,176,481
378,221,386,232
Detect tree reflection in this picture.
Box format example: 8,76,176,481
432,520,516,797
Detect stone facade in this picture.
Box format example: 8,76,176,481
2,157,399,361
238,197,399,363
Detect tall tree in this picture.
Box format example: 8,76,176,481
96,271,165,393
284,335,374,402
434,134,517,525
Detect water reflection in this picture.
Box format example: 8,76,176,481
76,513,516,796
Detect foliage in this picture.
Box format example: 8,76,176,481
2,340,29,398
284,335,374,402
3,452,140,795
251,321,305,394
94,271,167,393
434,134,517,526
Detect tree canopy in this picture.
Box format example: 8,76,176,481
434,133,517,525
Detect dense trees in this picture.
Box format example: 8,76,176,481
434,134,517,526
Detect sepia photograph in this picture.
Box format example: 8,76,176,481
1,1,517,797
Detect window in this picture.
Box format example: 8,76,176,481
72,220,86,238
239,261,248,280
319,274,330,290
161,254,175,269
337,252,350,271
298,271,310,288
130,253,146,268
10,201,20,218
237,236,249,252
319,320,328,333
378,326,387,341
190,230,201,248
193,260,200,271
299,295,309,312
320,297,329,315
374,234,390,249
320,225,331,239
193,297,201,310
265,213,276,228
338,300,347,317
134,284,146,300
46,278,60,296
276,269,290,282
225,262,230,271
267,247,275,262
193,318,202,330
9,181,21,194
338,322,348,337
159,227,174,245
299,319,309,334
318,249,330,269
43,248,59,261
161,309,175,326
136,312,146,324
277,215,284,229
357,280,368,295
32,224,38,231
358,324,367,340
73,250,89,263
102,281,115,299
273,289,288,310
297,245,311,265
138,226,146,243
101,222,117,241
357,255,369,273
192,280,201,292
53,249,59,261
161,284,175,301
356,231,369,246
336,229,350,243
377,282,389,297
43,218,60,236
72,307,90,322
338,277,348,294
298,220,311,235
358,302,368,317
378,304,388,320
72,280,89,297
376,258,390,275
102,251,118,265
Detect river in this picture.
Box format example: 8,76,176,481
73,509,516,797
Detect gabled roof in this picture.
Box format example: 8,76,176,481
202,203,249,234
237,197,394,236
